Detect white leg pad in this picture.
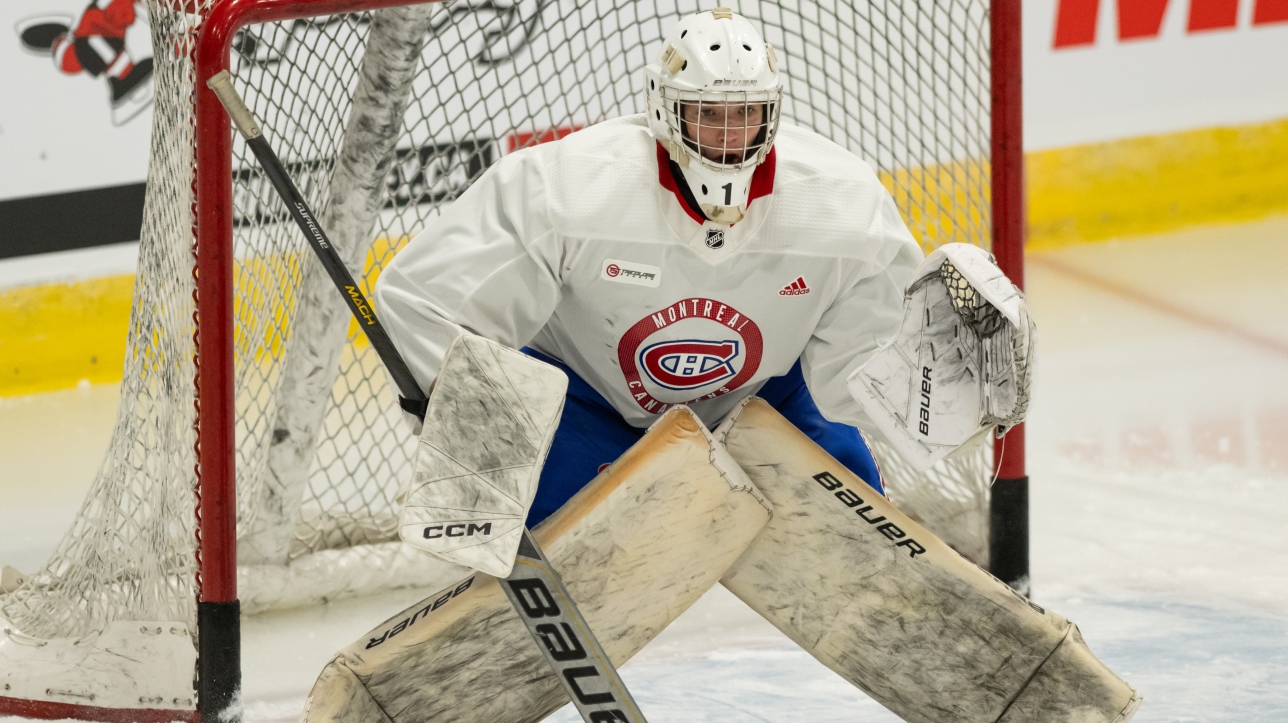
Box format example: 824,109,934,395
305,406,771,723
716,398,1141,723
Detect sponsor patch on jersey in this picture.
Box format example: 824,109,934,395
601,259,661,287
779,276,810,295
617,298,763,414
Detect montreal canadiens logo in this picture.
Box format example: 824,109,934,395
640,339,740,390
617,298,763,414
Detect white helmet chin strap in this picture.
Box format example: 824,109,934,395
704,202,747,226
667,149,757,224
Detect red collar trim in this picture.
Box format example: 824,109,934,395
747,146,776,206
655,143,777,226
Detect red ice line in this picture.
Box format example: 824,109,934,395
1028,254,1288,360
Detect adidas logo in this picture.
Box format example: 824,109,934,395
779,277,811,296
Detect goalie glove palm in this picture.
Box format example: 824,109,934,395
847,243,1035,471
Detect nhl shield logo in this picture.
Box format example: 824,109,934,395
705,229,725,249
640,340,740,390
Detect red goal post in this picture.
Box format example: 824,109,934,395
190,0,430,715
988,0,1029,606
0,0,1025,720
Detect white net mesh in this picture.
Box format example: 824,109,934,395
1,0,993,643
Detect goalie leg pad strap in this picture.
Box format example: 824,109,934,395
306,660,394,723
1000,625,1144,723
715,398,1140,723
306,406,771,723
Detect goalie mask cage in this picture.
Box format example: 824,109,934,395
0,0,1024,719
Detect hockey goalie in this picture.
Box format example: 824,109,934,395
305,8,1141,722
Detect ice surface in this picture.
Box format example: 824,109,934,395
2,218,1286,721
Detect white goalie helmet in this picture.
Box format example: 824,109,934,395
645,7,782,225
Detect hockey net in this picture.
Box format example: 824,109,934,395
1,0,995,683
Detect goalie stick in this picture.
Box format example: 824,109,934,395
207,70,647,723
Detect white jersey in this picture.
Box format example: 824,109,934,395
375,114,922,437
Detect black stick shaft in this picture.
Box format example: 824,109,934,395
243,134,427,407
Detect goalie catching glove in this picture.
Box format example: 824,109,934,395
847,243,1035,471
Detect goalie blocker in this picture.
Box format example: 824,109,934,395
398,334,567,578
